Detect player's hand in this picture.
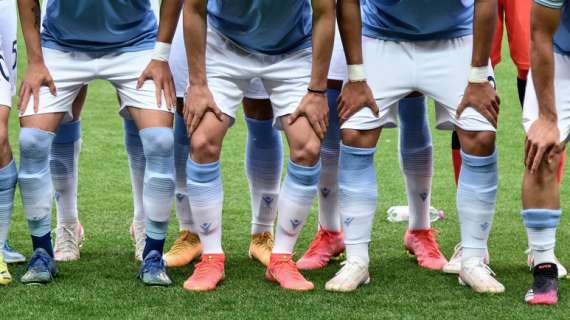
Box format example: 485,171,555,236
184,84,224,135
337,81,378,124
289,91,329,140
525,117,561,174
137,59,176,111
18,61,57,114
457,82,500,128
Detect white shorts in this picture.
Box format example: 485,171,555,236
205,28,311,126
20,48,172,122
523,53,570,143
170,20,270,100
0,0,17,108
328,25,347,81
342,36,496,132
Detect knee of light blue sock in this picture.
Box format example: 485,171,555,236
19,128,54,168
522,209,561,229
459,150,498,188
145,219,169,240
339,144,377,202
53,120,81,144
140,127,175,171
28,215,51,237
282,160,321,200
174,113,189,146
186,158,223,206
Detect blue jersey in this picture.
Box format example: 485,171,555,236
207,0,312,55
535,0,570,56
41,0,157,53
362,0,474,41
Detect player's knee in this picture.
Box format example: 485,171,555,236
341,129,379,149
190,132,222,163
140,127,174,157
290,137,320,165
19,128,53,164
458,130,496,156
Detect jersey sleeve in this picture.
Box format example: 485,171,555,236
535,0,565,9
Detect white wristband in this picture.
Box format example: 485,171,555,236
347,64,366,82
152,42,171,62
468,66,488,83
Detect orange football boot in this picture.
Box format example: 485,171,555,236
248,232,274,267
164,230,202,267
404,229,448,270
296,228,344,270
183,253,225,292
266,253,314,291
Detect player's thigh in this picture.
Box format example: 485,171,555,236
524,55,570,144
243,78,272,120
419,36,496,133
71,85,88,121
170,14,188,100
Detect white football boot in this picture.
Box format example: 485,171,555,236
130,221,146,261
54,222,85,262
526,248,568,279
443,242,489,274
459,256,505,294
325,257,370,292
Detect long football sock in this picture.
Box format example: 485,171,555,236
522,209,560,266
398,96,432,230
124,119,146,224
19,128,55,256
143,220,168,258
187,159,223,254
51,120,81,225
174,113,195,232
245,117,283,235
451,131,461,186
273,160,320,254
0,160,17,248
458,150,498,260
339,144,377,265
318,88,341,232
140,127,175,256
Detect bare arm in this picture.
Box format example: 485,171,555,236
472,0,498,67
184,0,208,86
337,0,362,65
157,0,184,43
309,0,336,90
18,0,43,65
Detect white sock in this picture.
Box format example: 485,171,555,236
51,120,81,225
174,113,195,233
273,160,320,254
187,159,223,254
522,209,561,266
124,119,146,224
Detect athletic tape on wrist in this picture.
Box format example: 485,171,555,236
152,42,171,62
468,66,488,84
348,64,366,82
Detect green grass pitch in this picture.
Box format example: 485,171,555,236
3,30,570,320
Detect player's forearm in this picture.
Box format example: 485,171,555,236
156,0,184,43
184,0,208,86
472,0,498,67
531,4,562,121
337,0,363,65
18,0,43,64
310,0,336,90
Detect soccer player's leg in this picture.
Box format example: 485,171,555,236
243,83,282,267
0,103,16,286
163,99,202,267
504,0,531,107
398,94,448,270
296,79,345,271
51,85,87,262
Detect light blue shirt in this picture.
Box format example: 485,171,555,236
535,0,570,56
362,0,474,41
41,0,157,53
207,0,312,55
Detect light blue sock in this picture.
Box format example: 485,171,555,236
273,160,321,253
522,209,561,266
187,158,224,254
174,113,194,232
51,120,81,224
19,128,55,253
245,116,283,234
458,150,498,260
139,127,175,229
124,119,146,223
0,160,17,247
339,144,377,264
318,88,341,232
398,96,433,230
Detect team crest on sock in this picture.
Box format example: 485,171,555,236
200,223,212,233
262,195,274,207
176,193,185,202
290,219,302,230
480,222,490,231
321,187,331,198
419,192,428,202
344,217,354,227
